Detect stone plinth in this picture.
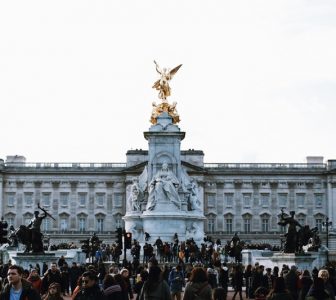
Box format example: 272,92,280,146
5,249,86,275
242,249,327,272
8,252,56,274
270,253,317,271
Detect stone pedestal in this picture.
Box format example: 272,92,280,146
242,249,327,272
270,253,317,271
4,249,86,275
123,111,206,246
8,252,56,273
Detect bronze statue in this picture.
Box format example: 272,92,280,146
14,204,55,253
278,210,302,253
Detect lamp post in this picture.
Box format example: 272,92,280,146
323,217,332,262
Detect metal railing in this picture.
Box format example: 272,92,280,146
204,163,326,169
4,162,127,169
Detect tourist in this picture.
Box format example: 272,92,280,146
168,265,184,300
139,265,171,300
69,262,82,296
266,277,293,300
283,265,299,300
133,270,148,300
297,270,312,300
41,262,62,295
244,264,253,299
102,274,122,300
0,265,41,300
306,277,332,300
120,268,134,300
231,265,244,300
114,274,129,300
60,262,70,296
27,268,42,294
42,282,64,300
318,269,336,299
73,271,103,300
183,267,212,300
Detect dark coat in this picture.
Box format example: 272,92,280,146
41,270,62,294
0,279,42,300
73,284,104,300
103,284,123,300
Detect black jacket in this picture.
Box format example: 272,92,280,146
0,279,41,300
73,284,104,300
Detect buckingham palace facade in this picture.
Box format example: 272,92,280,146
1,153,336,248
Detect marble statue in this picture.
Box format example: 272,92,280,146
186,222,203,241
152,60,182,100
181,168,201,211
128,177,144,211
146,162,181,211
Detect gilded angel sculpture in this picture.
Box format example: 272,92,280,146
152,61,182,100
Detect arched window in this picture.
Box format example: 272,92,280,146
77,213,87,232
96,213,105,233
224,213,233,234
260,213,270,233
242,213,252,233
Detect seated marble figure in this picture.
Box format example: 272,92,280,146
146,162,181,210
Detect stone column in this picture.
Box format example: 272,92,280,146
327,179,336,231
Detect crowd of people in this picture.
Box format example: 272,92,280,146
1,250,336,300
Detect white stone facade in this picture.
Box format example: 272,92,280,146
1,155,336,248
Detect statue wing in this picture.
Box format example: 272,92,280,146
169,64,182,78
180,167,191,193
138,166,148,193
152,79,161,90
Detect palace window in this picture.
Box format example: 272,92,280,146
315,194,323,208
6,217,14,227
296,194,305,207
24,193,33,206
225,193,233,207
78,193,87,206
96,193,105,207
278,194,288,207
60,193,69,207
208,194,216,207
260,194,269,207
6,193,15,207
207,218,215,233
225,218,233,234
96,218,104,233
316,218,323,232
42,193,51,207
114,194,123,207
243,217,251,233
42,218,51,231
78,217,86,232
261,217,269,232
60,218,68,232
243,194,251,208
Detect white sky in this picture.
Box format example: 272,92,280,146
1,1,335,164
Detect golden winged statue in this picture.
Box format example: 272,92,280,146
152,60,182,100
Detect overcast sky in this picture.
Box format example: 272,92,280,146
1,1,335,164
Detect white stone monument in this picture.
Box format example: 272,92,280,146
123,62,205,245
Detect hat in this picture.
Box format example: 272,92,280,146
120,268,129,275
